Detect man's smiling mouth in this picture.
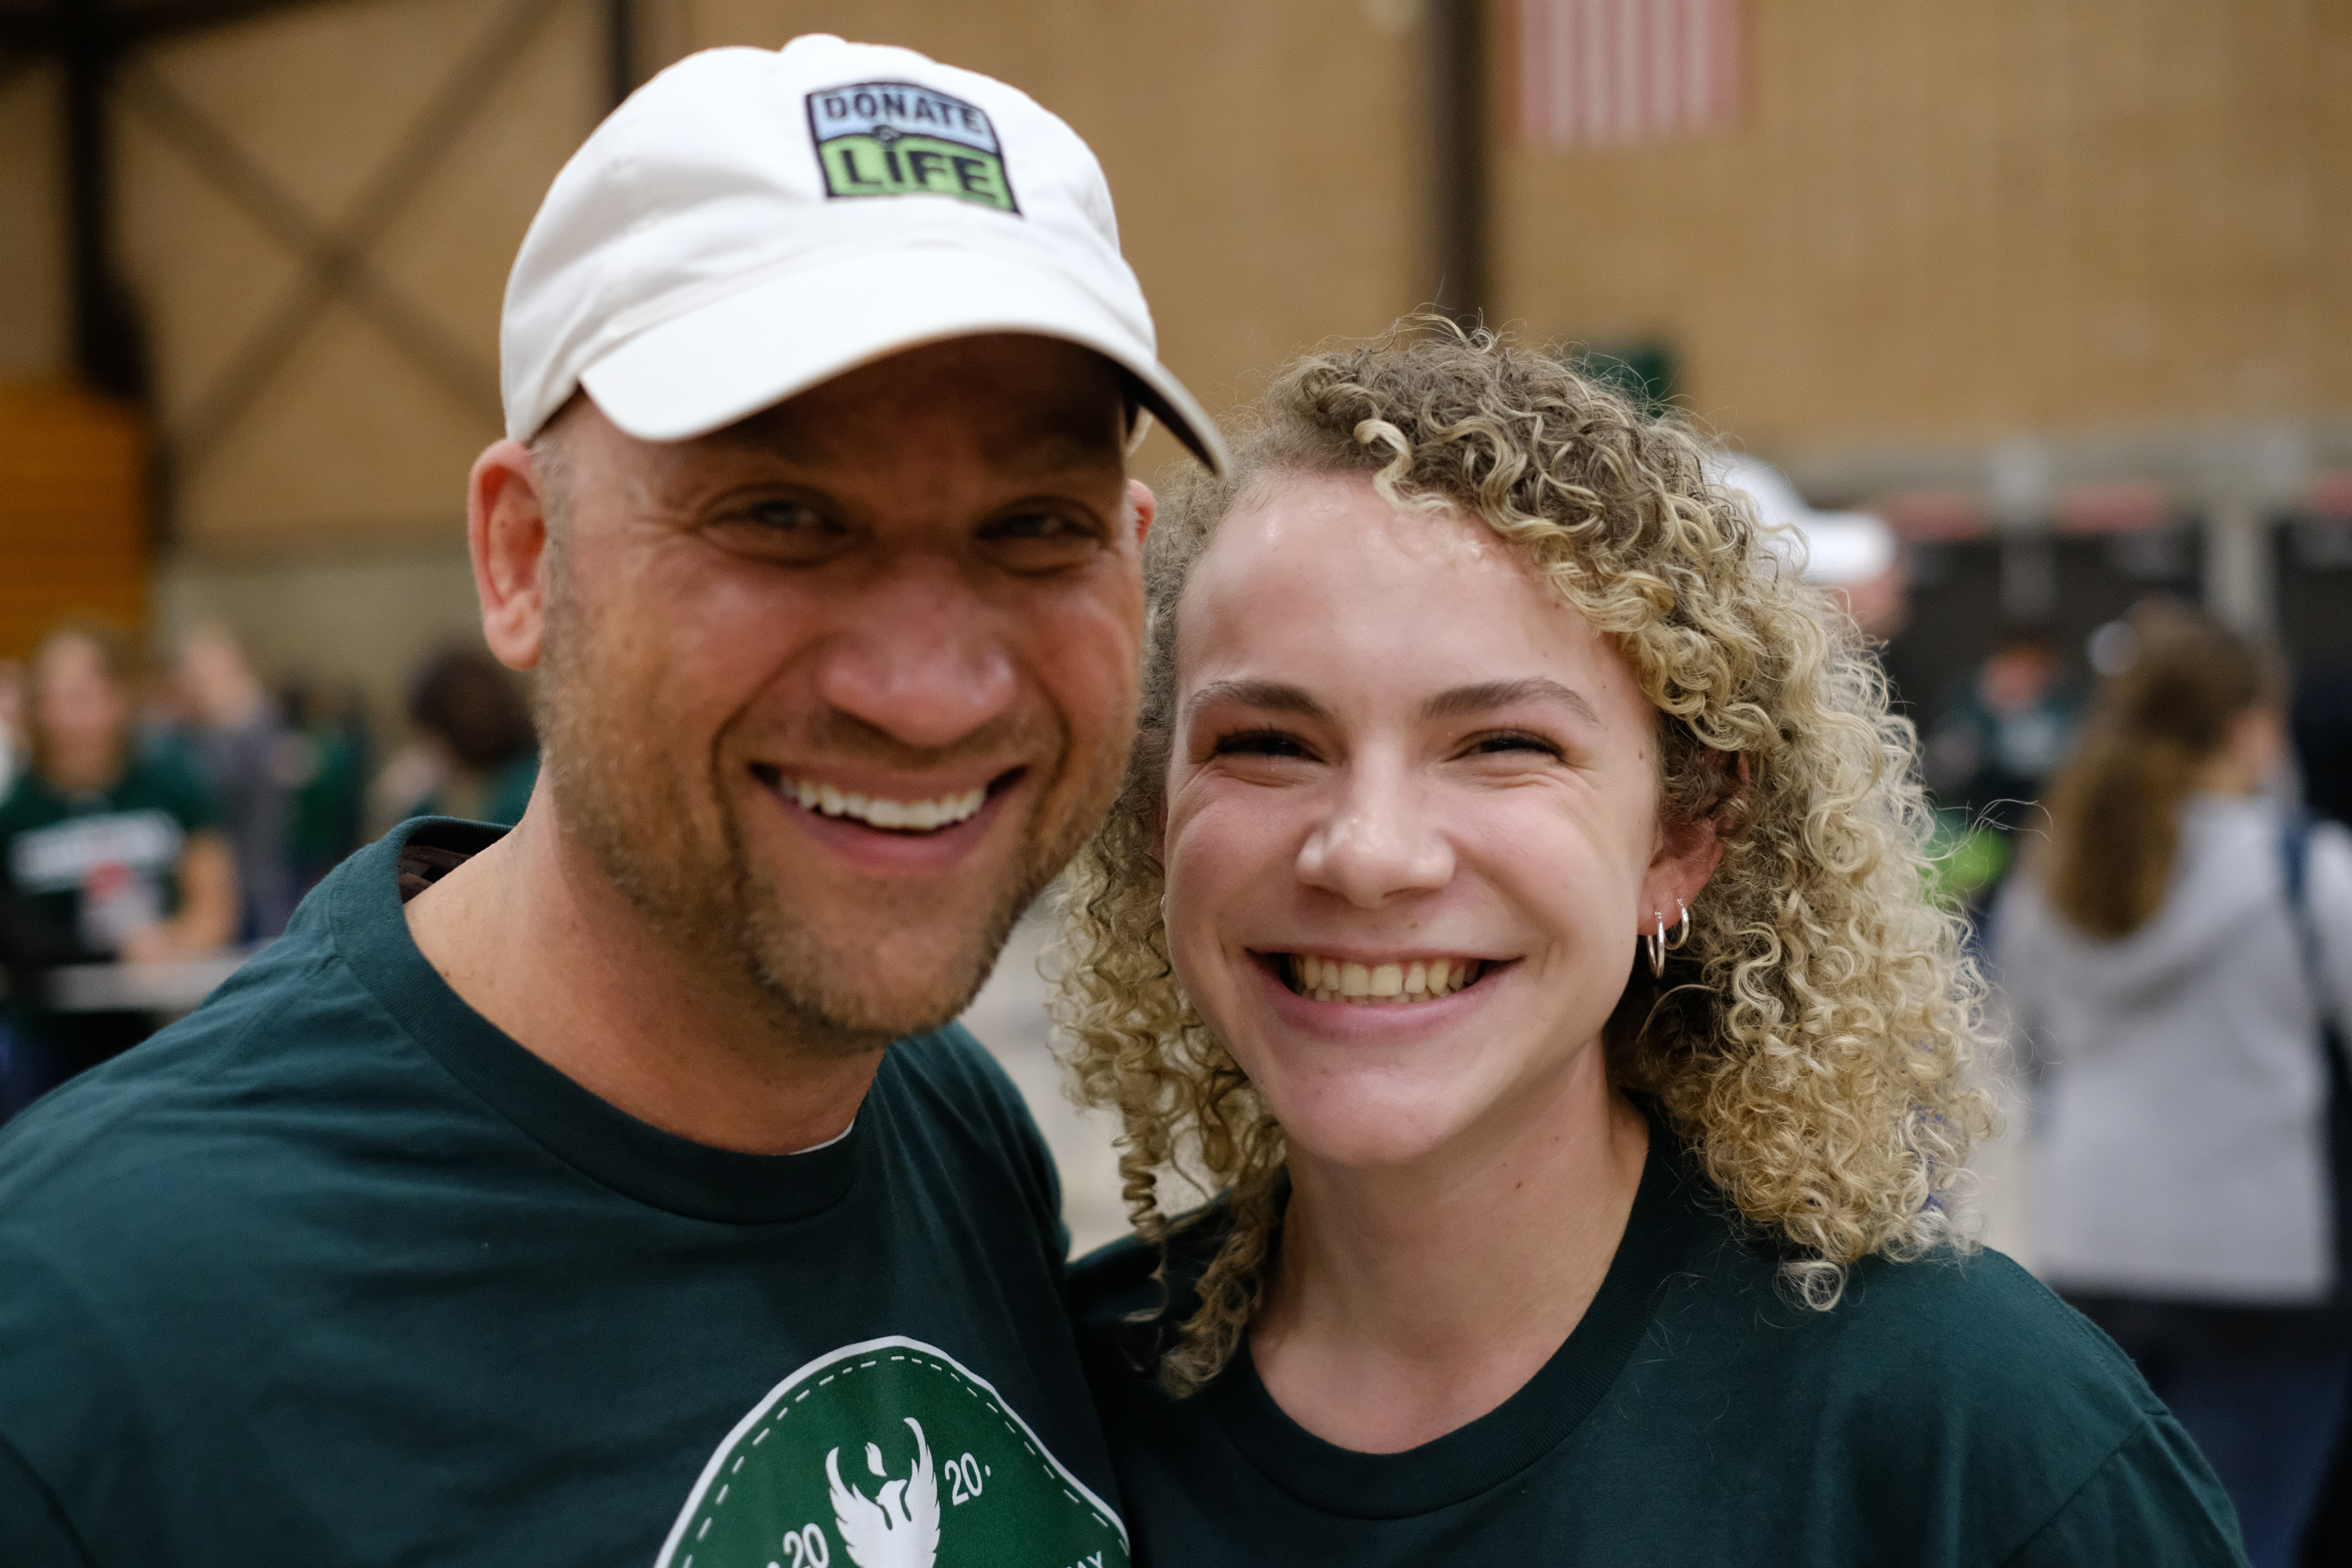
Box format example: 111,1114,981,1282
750,765,1021,834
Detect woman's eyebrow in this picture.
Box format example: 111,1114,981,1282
1419,677,1601,726
1184,679,1330,723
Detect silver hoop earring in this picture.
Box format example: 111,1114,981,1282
1667,898,1691,950
1646,912,1667,979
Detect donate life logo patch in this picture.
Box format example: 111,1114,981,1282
806,82,1020,214
655,1337,1127,1568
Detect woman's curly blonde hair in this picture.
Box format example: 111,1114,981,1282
1051,319,1995,1396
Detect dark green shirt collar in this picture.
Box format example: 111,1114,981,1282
328,817,869,1226
1204,1113,1701,1517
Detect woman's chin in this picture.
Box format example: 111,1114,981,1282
1254,1078,1489,1173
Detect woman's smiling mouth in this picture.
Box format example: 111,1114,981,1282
1276,952,1494,1004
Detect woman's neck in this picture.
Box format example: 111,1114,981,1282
1247,1053,1648,1454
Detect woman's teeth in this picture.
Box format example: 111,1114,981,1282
1285,954,1484,1004
780,775,987,832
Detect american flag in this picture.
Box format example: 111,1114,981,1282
1515,0,1749,150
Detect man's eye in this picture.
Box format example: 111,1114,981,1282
714,499,855,563
750,499,838,534
978,508,1105,570
986,511,1074,541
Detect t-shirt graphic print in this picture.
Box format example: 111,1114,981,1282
657,1337,1129,1568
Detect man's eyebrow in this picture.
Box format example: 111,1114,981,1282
1419,678,1602,726
709,414,1122,475
1184,679,1332,723
707,417,828,466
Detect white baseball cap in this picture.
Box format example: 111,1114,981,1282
500,35,1229,473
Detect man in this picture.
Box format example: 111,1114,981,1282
0,35,1225,1565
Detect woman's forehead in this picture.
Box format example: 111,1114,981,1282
1177,470,1633,705
1213,470,1503,568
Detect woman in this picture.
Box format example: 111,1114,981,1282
1054,325,2243,1564
0,621,236,1114
1996,602,2352,1568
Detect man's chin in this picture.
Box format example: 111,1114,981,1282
738,913,1017,1049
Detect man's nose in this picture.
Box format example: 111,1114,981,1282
1293,756,1455,908
813,559,1019,750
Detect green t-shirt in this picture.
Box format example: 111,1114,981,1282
0,819,1130,1567
0,749,217,964
1072,1123,2249,1567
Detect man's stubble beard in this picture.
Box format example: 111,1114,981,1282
534,557,1130,1058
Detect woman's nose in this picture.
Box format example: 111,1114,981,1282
1293,762,1455,907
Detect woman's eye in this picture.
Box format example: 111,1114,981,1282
1466,731,1562,759
1214,729,1315,761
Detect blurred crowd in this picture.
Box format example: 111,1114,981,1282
0,623,537,1120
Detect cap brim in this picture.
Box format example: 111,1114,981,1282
578,246,1230,475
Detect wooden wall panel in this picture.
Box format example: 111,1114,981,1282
118,0,604,549
0,387,148,659
1492,0,2352,459
0,65,69,385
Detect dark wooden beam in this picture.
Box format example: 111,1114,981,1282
3,1,349,51
59,0,148,404
606,0,634,109
1427,0,1488,325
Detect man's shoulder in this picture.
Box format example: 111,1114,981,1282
0,858,434,1249
875,1022,1042,1152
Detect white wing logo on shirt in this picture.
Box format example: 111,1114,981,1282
826,1416,940,1568
652,1337,1127,1568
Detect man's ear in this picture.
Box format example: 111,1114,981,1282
1129,478,1156,546
468,439,552,671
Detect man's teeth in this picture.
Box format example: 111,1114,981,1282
1285,954,1485,1004
782,777,987,831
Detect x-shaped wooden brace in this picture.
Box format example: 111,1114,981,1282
120,0,574,487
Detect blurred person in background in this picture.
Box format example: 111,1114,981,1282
369,644,538,831
0,659,25,799
1926,625,2083,916
2287,663,2352,1566
177,624,299,939
1996,601,2352,1568
279,677,371,891
1926,626,2081,829
0,621,237,1117
0,659,24,1106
